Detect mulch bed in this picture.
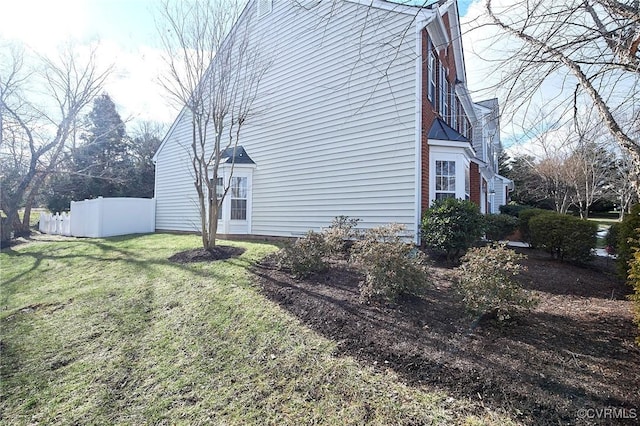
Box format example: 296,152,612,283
252,249,640,425
168,246,245,263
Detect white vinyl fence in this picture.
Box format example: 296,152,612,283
39,197,155,238
39,212,72,236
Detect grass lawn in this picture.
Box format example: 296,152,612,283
0,233,511,425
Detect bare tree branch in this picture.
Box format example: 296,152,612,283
0,41,111,239
156,0,269,249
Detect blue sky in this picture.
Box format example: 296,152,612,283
458,0,473,15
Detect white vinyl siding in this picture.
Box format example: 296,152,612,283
257,0,272,18
154,115,202,232
155,0,420,237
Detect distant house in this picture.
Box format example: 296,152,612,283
153,0,513,242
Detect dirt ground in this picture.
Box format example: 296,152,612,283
168,246,245,263
252,249,640,425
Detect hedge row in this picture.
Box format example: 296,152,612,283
529,212,597,263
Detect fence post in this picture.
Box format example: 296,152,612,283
65,212,71,236
46,213,53,234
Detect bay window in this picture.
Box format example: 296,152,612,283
435,160,456,200
230,176,247,220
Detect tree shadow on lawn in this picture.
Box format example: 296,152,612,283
0,237,236,302
252,256,640,426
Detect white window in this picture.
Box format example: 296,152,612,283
216,177,224,219
463,118,471,139
439,66,448,119
230,176,247,220
209,177,224,219
428,43,436,103
451,92,457,130
435,160,456,200
443,79,449,123
465,166,470,200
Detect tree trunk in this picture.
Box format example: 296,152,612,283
206,191,218,251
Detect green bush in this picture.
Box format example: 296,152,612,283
351,224,430,303
518,208,551,244
276,230,327,278
617,204,640,279
529,212,597,263
484,214,519,241
458,243,536,320
499,204,533,218
421,198,484,261
605,222,620,255
323,215,360,257
628,243,640,345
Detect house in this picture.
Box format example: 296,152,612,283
153,0,513,242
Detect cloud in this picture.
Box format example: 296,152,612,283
0,0,90,51
0,0,176,130
99,42,180,127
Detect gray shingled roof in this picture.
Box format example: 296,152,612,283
428,118,468,142
220,146,255,164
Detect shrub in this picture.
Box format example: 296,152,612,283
518,208,551,244
484,214,519,241
275,230,327,278
529,212,597,263
323,215,360,257
617,204,640,279
421,198,484,261
458,243,536,320
628,243,640,345
351,224,430,302
605,222,620,255
499,204,533,218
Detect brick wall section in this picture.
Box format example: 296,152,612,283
420,19,465,213
470,162,481,206
421,29,435,212
422,27,458,212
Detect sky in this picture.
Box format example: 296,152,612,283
0,0,513,141
0,0,175,126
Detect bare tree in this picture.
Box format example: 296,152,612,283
536,156,573,214
0,42,111,239
565,112,616,218
481,0,640,198
609,152,638,219
157,0,268,250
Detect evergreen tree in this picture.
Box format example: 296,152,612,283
73,92,131,199
497,150,511,177
46,93,132,209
